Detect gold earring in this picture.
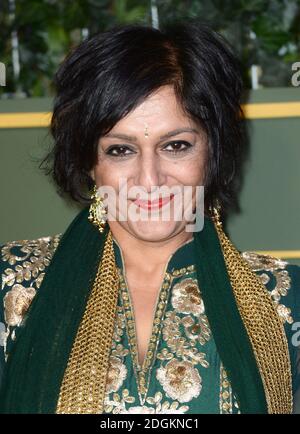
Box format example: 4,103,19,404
210,201,229,245
210,201,222,228
88,185,107,233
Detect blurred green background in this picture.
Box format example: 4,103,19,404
1,0,300,96
0,1,299,265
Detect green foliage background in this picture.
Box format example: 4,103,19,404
0,0,300,96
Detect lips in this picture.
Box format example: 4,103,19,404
133,193,174,210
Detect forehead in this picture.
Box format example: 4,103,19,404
110,86,194,132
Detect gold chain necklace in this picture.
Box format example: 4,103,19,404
214,218,293,413
56,231,119,413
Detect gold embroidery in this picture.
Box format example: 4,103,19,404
105,307,129,395
156,275,211,405
1,235,61,290
105,356,127,394
156,359,202,403
159,311,210,366
104,286,194,413
110,306,130,360
119,268,172,405
145,392,189,413
241,252,288,272
104,389,136,413
276,304,293,324
242,251,293,324
219,364,233,414
172,278,204,315
172,277,211,346
158,275,211,366
4,284,36,327
112,242,196,407
104,390,189,414
1,235,60,356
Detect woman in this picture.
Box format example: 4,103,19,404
0,21,299,414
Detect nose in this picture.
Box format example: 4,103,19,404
134,152,166,192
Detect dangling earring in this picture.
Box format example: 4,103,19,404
88,185,107,233
210,201,229,245
210,200,223,228
209,202,224,235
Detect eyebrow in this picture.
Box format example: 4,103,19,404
103,127,199,142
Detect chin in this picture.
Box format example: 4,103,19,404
126,220,185,243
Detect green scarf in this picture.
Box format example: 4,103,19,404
0,207,268,413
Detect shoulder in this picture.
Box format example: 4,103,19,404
242,250,300,324
0,235,61,354
0,235,61,291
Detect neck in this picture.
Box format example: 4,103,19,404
108,223,193,273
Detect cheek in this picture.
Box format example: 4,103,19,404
173,158,206,186
172,145,207,185
92,161,112,186
191,149,207,185
92,160,132,188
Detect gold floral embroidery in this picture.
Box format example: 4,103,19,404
170,275,211,349
104,389,136,413
181,315,211,346
158,275,211,366
241,252,288,272
105,356,127,394
1,236,61,290
156,275,211,405
156,359,202,403
1,235,61,356
159,311,210,366
104,390,189,414
3,284,36,327
242,251,293,324
172,278,204,315
145,392,189,413
276,304,293,324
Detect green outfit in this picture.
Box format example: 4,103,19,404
0,210,299,413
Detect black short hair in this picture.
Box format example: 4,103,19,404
46,20,245,215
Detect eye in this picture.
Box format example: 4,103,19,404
162,140,192,153
105,145,136,157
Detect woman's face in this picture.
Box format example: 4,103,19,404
92,85,208,243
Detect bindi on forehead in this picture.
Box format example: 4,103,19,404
144,123,149,138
